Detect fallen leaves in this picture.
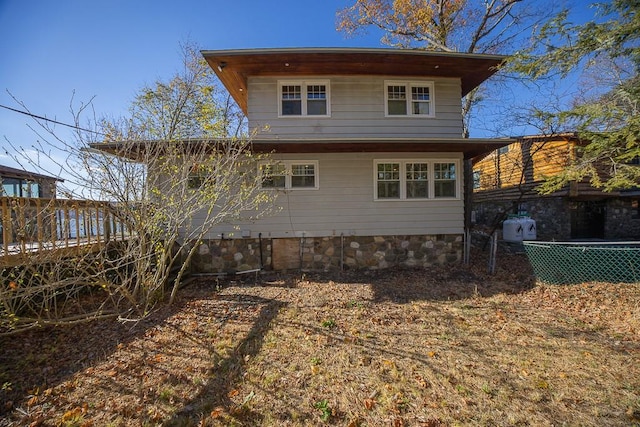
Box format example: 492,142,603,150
1,252,639,426
363,398,376,410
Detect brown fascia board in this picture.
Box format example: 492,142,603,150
90,137,514,161
0,164,63,182
470,132,582,165
249,137,514,160
201,47,507,114
517,132,581,144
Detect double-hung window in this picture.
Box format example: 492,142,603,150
260,164,287,189
279,80,330,117
385,80,435,117
406,163,429,198
187,163,213,190
374,160,458,200
434,162,457,197
260,161,319,190
376,163,401,199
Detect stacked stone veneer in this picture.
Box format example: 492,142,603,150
473,197,571,240
190,234,462,273
190,238,266,273
473,196,640,241
606,198,640,239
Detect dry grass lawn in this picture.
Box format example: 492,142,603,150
1,250,639,426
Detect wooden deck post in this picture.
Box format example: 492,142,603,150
1,198,10,255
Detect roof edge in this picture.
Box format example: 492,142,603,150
201,47,508,61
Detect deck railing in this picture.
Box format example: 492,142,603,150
0,196,131,266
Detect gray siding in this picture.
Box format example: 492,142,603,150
248,76,464,139
202,152,464,239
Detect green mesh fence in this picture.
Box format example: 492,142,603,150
522,241,640,285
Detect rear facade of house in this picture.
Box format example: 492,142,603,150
191,48,510,272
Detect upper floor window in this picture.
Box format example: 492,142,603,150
385,81,435,117
374,159,458,200
279,80,330,117
260,161,319,190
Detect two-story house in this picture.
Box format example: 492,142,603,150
181,48,511,272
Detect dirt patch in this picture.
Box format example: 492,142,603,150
1,251,639,426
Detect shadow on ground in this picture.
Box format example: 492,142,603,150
0,290,196,416
163,293,286,426
283,249,537,303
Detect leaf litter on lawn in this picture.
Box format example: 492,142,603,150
1,249,639,426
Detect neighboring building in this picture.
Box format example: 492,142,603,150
472,134,640,240
0,165,60,198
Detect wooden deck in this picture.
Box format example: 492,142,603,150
1,197,131,267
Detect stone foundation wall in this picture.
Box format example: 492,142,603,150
190,234,462,273
606,198,640,239
473,197,571,240
473,196,640,241
190,238,270,274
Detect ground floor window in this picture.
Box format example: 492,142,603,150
260,161,319,190
374,159,459,200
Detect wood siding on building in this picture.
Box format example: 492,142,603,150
474,139,574,194
247,76,464,139
197,152,464,239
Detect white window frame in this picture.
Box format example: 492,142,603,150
384,80,435,118
278,80,331,118
259,160,319,190
374,159,459,200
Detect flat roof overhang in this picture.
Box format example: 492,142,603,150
201,48,507,114
89,137,514,162
250,138,513,160
0,165,63,182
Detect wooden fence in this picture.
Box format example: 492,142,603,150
0,197,130,267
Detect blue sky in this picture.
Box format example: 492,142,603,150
0,0,594,176
0,1,381,165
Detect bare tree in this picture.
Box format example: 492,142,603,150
1,44,275,334
336,0,556,137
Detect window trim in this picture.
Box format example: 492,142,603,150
373,159,459,201
278,80,331,118
259,160,320,190
384,80,435,118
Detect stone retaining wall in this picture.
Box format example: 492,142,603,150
190,234,462,273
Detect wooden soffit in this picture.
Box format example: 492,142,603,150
201,48,507,114
250,138,514,160
89,137,513,161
